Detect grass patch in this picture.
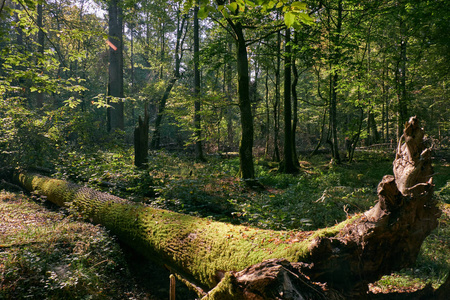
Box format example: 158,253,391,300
0,191,148,299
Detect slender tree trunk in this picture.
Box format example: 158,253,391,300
273,30,282,162
235,24,254,179
36,2,44,108
226,41,234,151
264,67,270,158
107,0,124,132
311,107,327,156
193,2,204,161
291,32,300,167
281,28,297,173
349,107,364,162
15,3,24,48
397,38,408,139
381,57,386,142
329,0,342,164
130,21,135,122
151,12,187,149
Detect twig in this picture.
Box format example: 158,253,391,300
0,0,6,15
164,264,206,298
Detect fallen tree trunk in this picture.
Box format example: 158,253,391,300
13,117,444,299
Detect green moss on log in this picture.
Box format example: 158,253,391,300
14,172,357,289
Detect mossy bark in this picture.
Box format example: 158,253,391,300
13,172,341,290
13,118,441,299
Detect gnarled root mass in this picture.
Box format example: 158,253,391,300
13,117,444,299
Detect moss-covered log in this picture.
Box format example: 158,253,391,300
13,171,349,289
13,117,442,299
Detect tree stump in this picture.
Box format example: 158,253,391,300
134,105,149,169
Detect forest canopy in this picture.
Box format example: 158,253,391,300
0,0,449,173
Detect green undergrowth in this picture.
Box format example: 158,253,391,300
52,147,449,232
46,147,449,295
0,191,149,299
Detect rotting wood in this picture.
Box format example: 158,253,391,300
12,117,442,299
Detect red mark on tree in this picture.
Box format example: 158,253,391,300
106,40,117,51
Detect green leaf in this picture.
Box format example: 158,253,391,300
276,1,284,9
198,6,208,19
297,12,314,25
291,1,307,10
284,11,295,28
227,2,238,12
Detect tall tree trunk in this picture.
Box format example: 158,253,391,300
291,32,300,167
264,67,270,158
381,57,386,142
130,20,135,121
107,0,124,132
36,2,44,108
281,28,297,173
235,24,254,179
328,0,342,164
397,38,408,139
348,107,364,162
193,2,204,161
225,41,234,151
151,12,187,149
15,3,24,48
311,107,327,156
273,30,282,162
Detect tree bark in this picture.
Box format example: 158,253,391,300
234,23,255,179
107,0,124,132
273,29,282,162
396,13,408,140
291,36,300,168
13,118,441,299
264,66,270,158
193,2,205,161
36,2,44,108
280,28,297,174
327,0,343,164
151,11,187,149
225,41,234,151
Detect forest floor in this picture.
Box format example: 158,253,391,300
1,149,449,299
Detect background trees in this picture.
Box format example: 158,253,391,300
1,0,448,173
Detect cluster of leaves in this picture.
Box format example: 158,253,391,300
0,99,57,169
0,191,147,299
0,98,107,171
194,0,313,28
